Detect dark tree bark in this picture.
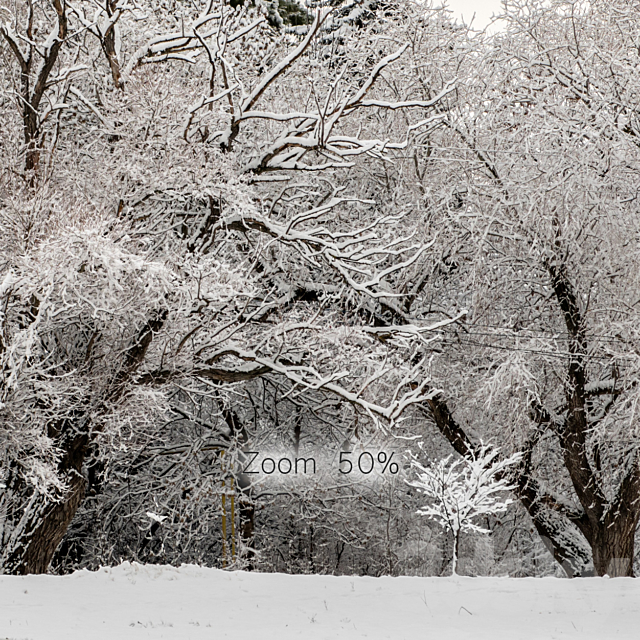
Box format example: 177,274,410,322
100,1,125,90
3,311,167,574
1,0,68,181
6,450,87,575
423,396,593,577
546,260,640,576
422,260,640,577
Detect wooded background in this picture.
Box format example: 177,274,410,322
1,0,639,578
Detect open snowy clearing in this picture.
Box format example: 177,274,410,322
0,563,639,639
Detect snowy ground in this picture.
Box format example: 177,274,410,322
1,563,639,639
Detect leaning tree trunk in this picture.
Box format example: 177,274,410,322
2,432,88,575
2,309,166,575
6,475,86,575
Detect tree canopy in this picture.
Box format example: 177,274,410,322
1,0,639,578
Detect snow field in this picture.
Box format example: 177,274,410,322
1,562,639,639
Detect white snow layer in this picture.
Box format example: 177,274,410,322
0,562,638,639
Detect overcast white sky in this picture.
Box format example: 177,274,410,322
444,0,504,30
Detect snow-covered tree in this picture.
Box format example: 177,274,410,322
409,0,640,577
0,0,460,574
8,0,637,581
408,445,521,575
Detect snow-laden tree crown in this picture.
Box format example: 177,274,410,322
0,0,639,578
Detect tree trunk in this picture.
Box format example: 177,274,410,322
3,428,90,575
591,515,638,577
239,499,255,570
219,405,257,568
6,474,86,575
451,528,460,576
22,100,42,183
102,1,124,90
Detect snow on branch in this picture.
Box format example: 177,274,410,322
241,62,454,173
240,8,332,115
200,347,442,428
123,5,266,80
208,206,434,303
408,444,522,575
